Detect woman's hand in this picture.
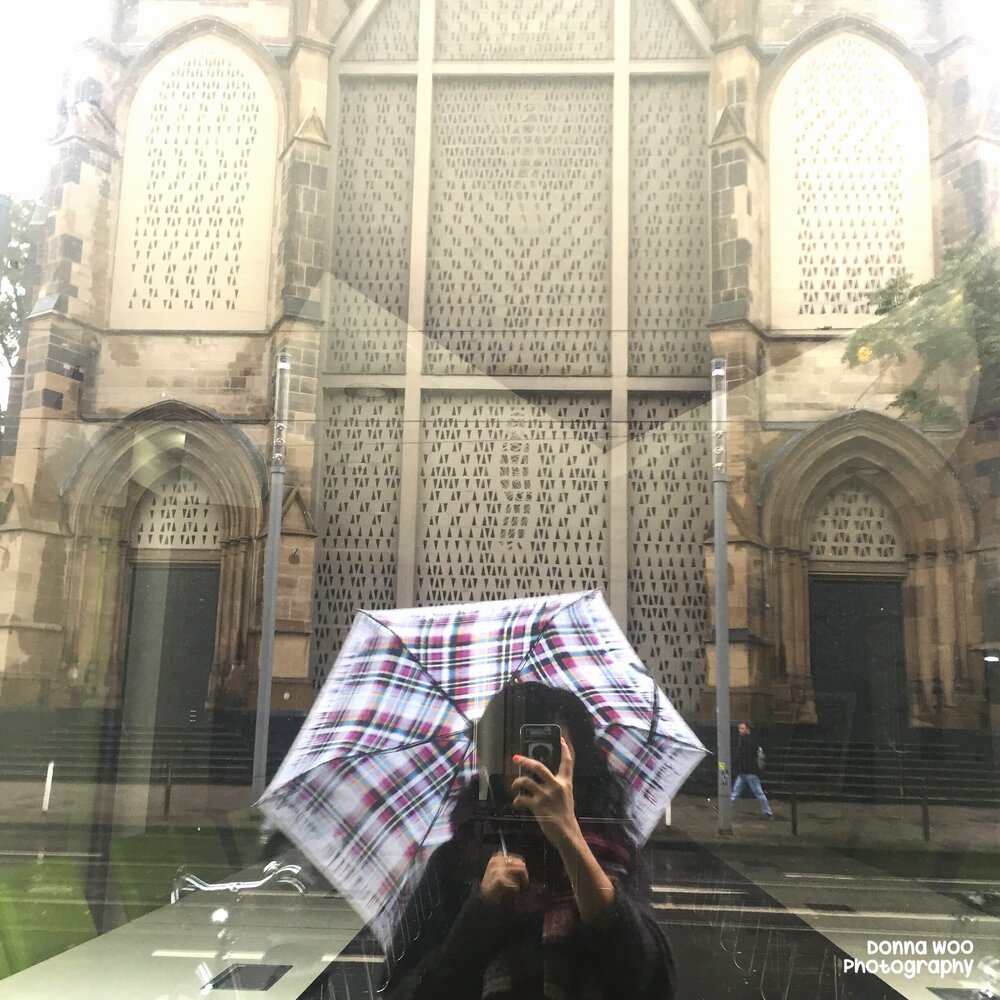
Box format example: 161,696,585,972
479,851,529,908
510,737,580,848
511,738,616,925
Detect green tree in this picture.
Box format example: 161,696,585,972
843,239,1000,428
0,195,35,379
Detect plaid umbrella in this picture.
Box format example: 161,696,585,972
257,589,705,945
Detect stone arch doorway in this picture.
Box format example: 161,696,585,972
806,480,908,742
759,411,979,732
120,466,224,732
61,402,265,716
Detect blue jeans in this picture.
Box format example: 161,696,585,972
731,773,772,816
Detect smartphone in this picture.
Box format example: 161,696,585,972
519,723,561,775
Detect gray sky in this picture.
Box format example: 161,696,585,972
0,1,95,199
1,1,95,402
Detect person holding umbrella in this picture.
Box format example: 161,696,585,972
383,683,675,1000
259,592,702,997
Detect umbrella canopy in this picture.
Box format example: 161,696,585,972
257,589,705,944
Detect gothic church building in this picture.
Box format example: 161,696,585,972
1,0,996,752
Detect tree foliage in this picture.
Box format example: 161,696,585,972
843,239,1000,428
0,196,35,378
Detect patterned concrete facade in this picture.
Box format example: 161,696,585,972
0,0,995,738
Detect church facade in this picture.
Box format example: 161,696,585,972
1,0,996,747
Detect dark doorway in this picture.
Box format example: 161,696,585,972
808,577,907,743
122,564,220,730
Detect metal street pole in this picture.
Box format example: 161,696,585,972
711,358,733,834
252,351,291,800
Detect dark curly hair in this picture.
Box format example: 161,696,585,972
480,680,627,821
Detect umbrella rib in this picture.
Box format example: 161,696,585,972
366,740,475,937
351,731,468,763
606,718,704,751
405,739,474,870
352,738,468,868
358,609,469,723
649,685,659,744
506,589,596,682
259,734,472,804
625,688,659,791
293,732,470,777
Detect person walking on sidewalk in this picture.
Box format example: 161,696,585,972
731,722,772,819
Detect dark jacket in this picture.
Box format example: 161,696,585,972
383,821,675,1000
734,729,762,775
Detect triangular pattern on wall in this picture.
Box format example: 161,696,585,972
423,77,613,375
111,35,277,330
627,394,712,714
313,392,404,686
434,0,614,60
329,78,416,375
344,0,708,63
809,481,902,562
132,469,222,550
630,76,711,377
633,0,705,59
345,0,420,61
769,32,932,328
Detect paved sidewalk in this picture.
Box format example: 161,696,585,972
0,779,257,836
2,780,998,999
659,794,1000,854
2,779,998,854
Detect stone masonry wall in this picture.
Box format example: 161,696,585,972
759,0,937,46
86,335,271,418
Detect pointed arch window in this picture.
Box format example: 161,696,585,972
131,467,224,551
809,480,903,564
111,35,279,330
769,32,933,329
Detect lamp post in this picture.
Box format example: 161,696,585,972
252,351,291,800
711,358,732,834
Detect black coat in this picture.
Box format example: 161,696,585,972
383,821,675,1000
734,730,762,775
